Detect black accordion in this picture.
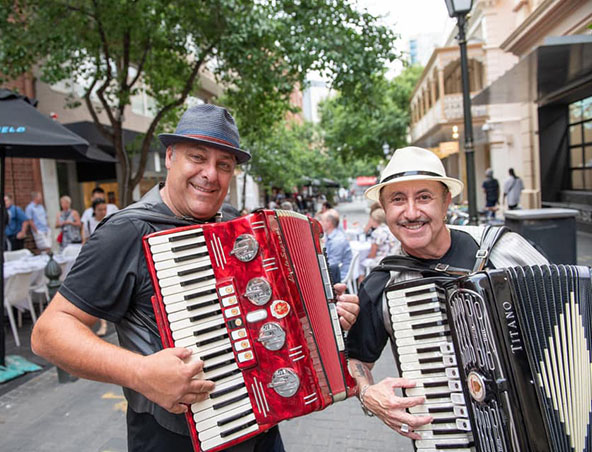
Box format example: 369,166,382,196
386,264,592,452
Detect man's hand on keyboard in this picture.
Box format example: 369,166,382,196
134,347,215,414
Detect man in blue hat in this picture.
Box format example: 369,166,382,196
32,104,359,452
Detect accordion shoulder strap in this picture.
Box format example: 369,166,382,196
472,225,509,273
373,255,470,278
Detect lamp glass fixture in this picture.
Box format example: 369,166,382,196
445,0,474,17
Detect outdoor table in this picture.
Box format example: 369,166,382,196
349,240,372,280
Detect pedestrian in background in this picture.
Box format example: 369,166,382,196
482,168,500,219
56,195,82,250
25,191,51,252
503,168,524,210
80,186,118,225
4,194,29,250
320,208,353,281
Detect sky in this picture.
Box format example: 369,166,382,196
356,0,457,75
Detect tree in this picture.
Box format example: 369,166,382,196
319,64,424,162
0,0,397,206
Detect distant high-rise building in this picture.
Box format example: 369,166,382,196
408,32,443,66
302,77,334,123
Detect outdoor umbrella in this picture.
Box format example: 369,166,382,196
0,88,114,365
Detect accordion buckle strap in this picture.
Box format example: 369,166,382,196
472,225,509,273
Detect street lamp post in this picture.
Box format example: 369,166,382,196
445,0,478,225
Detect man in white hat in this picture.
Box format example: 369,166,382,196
345,146,547,439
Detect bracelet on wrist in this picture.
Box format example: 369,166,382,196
358,384,374,417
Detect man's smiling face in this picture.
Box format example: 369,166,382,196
163,142,236,220
380,179,452,259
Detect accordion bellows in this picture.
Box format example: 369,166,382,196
143,209,356,452
386,264,592,452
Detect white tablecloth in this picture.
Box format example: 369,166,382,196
349,240,371,280
4,253,77,280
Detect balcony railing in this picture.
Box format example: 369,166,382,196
410,93,488,142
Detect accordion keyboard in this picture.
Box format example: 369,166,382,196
147,228,258,450
386,280,475,452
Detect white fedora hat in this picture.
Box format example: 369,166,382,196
365,146,464,202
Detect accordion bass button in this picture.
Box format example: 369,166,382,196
268,368,300,398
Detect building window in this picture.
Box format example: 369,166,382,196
568,96,592,190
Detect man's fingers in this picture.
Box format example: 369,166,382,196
188,378,215,394
394,395,427,410
333,283,346,295
169,403,189,414
179,392,209,405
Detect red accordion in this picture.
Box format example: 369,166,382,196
143,209,356,452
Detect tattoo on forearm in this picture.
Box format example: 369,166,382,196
351,362,373,382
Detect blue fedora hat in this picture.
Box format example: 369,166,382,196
158,104,251,164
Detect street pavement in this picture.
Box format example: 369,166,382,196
1,198,591,452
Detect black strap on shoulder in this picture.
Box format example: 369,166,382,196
472,225,509,272
372,255,471,278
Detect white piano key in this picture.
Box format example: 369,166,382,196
168,301,221,323
389,301,445,315
402,369,449,380
156,257,212,279
195,401,252,431
172,318,226,344
194,394,251,423
199,419,259,451
160,272,216,297
391,311,448,326
149,231,205,249
397,339,454,357
394,324,450,339
400,350,449,363
415,437,474,448
396,331,451,347
417,422,463,432
162,283,217,307
406,386,455,397
409,402,455,414
148,228,204,246
199,413,257,442
175,330,227,349
170,314,224,337
151,245,208,263
192,379,247,414
158,267,215,289
198,362,242,382
154,252,211,271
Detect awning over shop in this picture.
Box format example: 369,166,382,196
473,36,592,107
431,141,459,159
356,176,377,186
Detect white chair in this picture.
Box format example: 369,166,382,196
341,251,360,295
4,249,33,262
29,269,50,313
4,271,37,347
62,244,82,258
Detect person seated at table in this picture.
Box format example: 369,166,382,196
320,209,353,282
5,194,29,251
56,195,82,250
80,187,118,225
358,207,399,283
363,202,382,239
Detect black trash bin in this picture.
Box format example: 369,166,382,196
504,208,579,264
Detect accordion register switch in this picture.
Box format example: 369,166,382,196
143,209,356,452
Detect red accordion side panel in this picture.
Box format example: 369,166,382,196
143,210,356,452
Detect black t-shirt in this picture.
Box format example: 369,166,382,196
482,178,500,203
346,229,485,363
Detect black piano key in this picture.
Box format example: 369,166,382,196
210,382,245,399
194,324,226,336
210,368,241,383
189,309,222,323
418,357,444,364
185,288,217,301
187,298,220,311
409,307,445,317
431,429,466,435
431,417,458,424
412,320,446,330
414,331,450,341
171,242,203,253
417,345,442,354
174,250,209,263
421,367,446,375
203,358,237,373
405,287,437,297
178,265,211,277
168,231,203,242
212,392,249,411
423,381,449,388
220,419,257,438
433,441,475,449
201,346,234,361
428,406,455,414
195,333,229,347
217,408,253,427
425,392,452,399
407,295,440,307
180,274,215,287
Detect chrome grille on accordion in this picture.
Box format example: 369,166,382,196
143,209,356,452
386,264,592,452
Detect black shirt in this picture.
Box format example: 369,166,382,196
346,229,484,364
